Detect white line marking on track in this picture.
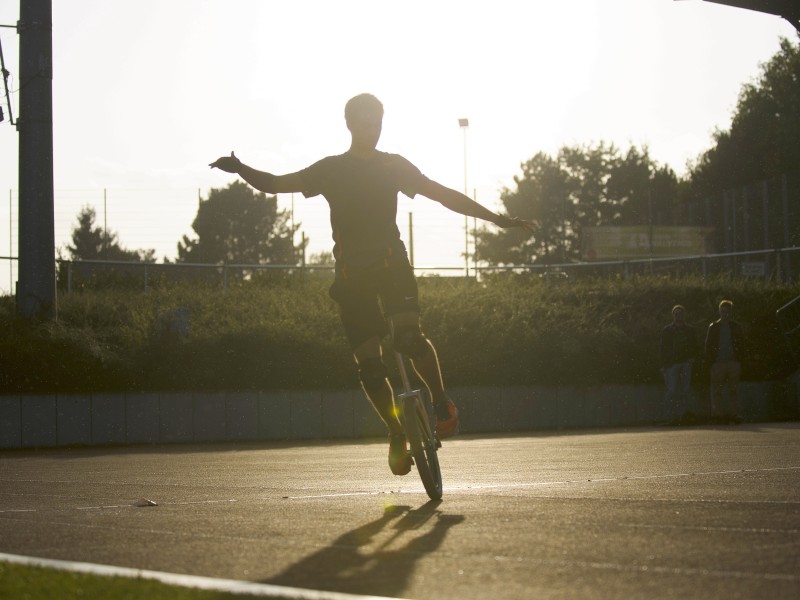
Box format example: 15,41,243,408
0,552,408,600
77,499,238,510
486,554,800,583
285,466,800,499
0,499,238,514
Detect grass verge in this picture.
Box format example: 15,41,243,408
0,561,290,600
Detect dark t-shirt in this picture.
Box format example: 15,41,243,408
671,325,696,364
298,151,430,268
661,323,697,367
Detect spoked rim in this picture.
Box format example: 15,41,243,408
403,395,443,500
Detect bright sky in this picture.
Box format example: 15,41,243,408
0,0,796,293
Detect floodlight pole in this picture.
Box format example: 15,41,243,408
16,0,56,320
459,118,469,277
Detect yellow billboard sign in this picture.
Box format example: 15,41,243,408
582,226,715,261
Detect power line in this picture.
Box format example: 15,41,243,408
0,31,16,126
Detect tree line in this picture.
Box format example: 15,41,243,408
63,35,799,269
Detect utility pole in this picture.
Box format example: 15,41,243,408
16,0,56,319
459,118,469,277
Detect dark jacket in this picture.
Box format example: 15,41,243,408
660,323,698,368
704,319,745,365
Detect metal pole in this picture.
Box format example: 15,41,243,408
648,186,653,257
8,189,11,294
762,181,769,249
723,191,730,252
408,212,414,268
103,188,108,255
16,0,56,319
742,186,749,252
459,118,469,278
473,189,478,277
291,192,296,263
782,174,789,247
783,175,792,281
301,231,307,285
731,190,738,253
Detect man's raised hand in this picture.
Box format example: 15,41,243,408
209,151,242,173
496,214,535,233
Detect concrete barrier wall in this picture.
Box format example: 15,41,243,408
1,380,798,449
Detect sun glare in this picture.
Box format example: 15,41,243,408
0,0,793,291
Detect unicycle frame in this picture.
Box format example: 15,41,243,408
393,349,443,501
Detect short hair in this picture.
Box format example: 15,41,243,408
719,300,733,310
672,304,685,316
344,93,384,125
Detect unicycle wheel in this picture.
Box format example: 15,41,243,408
403,394,443,500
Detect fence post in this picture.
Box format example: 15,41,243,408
762,181,769,250
67,262,72,295
303,232,308,285
143,264,148,294
408,212,414,268
473,214,478,279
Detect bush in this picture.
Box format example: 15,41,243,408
1,276,798,393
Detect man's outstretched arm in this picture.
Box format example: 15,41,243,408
209,152,304,194
419,179,534,230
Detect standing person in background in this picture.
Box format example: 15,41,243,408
660,304,697,423
705,299,746,422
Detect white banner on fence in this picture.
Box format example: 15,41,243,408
582,226,715,261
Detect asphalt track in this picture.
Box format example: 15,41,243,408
1,424,799,599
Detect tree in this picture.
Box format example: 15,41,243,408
309,250,334,265
477,152,572,265
65,205,155,262
177,181,301,266
477,143,678,265
690,35,800,197
57,205,155,290
560,142,616,229
606,147,681,227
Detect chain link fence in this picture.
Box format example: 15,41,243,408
41,246,799,294
3,172,799,295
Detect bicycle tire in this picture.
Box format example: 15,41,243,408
403,395,443,500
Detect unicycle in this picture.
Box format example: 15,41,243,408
393,349,443,501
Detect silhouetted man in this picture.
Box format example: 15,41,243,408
211,93,532,475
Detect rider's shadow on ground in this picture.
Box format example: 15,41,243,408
264,501,465,597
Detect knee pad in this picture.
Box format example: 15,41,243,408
392,325,431,360
358,357,388,393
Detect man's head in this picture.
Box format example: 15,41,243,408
345,93,383,124
719,299,733,320
672,304,686,324
345,93,383,150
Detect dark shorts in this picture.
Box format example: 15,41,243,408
328,252,419,351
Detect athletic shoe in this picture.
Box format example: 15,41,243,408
434,399,460,438
388,433,412,476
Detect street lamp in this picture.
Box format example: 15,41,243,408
458,118,469,276
458,118,469,195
